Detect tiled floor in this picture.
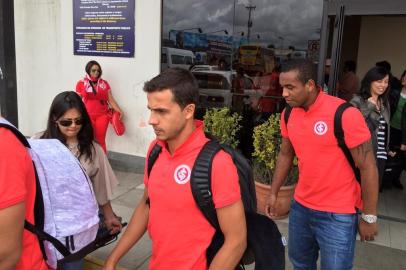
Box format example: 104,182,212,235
375,173,406,250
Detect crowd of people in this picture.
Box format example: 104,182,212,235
1,58,405,270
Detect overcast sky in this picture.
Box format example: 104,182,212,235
163,0,323,50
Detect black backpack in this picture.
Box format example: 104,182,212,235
147,137,285,270
284,102,361,183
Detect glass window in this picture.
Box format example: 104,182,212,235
162,0,323,156
193,72,231,90
171,54,185,64
185,56,193,65
161,53,167,63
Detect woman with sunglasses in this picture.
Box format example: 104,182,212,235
33,91,122,270
76,60,123,152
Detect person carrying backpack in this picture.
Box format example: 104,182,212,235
0,116,48,270
266,59,379,270
32,91,122,270
104,68,247,270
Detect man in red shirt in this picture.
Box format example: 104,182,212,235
265,59,379,270
0,117,48,270
104,68,246,270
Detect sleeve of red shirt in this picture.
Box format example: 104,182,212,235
342,107,372,148
211,150,241,209
0,130,28,209
280,108,288,138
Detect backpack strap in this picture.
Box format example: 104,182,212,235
24,221,70,257
334,102,361,183
147,143,162,177
0,123,30,148
190,140,222,231
0,123,47,259
283,105,292,128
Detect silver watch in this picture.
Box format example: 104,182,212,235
361,213,377,224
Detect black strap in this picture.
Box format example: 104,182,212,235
24,221,71,257
0,123,30,148
334,102,361,183
147,143,162,177
190,140,222,231
283,105,292,128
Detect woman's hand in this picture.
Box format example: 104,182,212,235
104,215,122,235
102,202,123,234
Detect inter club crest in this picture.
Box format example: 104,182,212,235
173,165,191,184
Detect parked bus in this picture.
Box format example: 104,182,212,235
238,45,275,76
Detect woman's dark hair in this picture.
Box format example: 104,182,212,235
41,91,94,160
85,60,102,78
359,66,390,106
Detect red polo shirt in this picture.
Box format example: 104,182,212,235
0,128,48,270
144,120,241,270
281,91,371,213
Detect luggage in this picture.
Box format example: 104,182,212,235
28,139,99,269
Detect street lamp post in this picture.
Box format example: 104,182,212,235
246,5,256,43
230,0,237,71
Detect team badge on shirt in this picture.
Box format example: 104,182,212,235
173,165,191,184
314,121,328,135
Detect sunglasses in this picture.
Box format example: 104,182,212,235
90,69,100,73
57,118,83,127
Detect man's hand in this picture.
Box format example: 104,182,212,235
358,219,378,242
265,193,278,219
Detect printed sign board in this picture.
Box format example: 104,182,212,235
73,0,135,57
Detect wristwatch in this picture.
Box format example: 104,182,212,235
361,213,377,224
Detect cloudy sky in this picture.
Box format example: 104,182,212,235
163,0,323,50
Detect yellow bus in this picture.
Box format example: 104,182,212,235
238,45,275,76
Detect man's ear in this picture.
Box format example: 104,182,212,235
183,104,196,119
305,79,316,92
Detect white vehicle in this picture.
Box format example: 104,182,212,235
192,70,254,108
189,65,218,72
161,47,195,70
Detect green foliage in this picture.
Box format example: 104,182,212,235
252,113,298,185
252,114,281,172
203,108,242,148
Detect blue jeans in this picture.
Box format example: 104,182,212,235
288,201,357,270
61,259,84,270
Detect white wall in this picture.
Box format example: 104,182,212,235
357,16,406,79
14,0,161,157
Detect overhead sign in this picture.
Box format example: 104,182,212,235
73,0,135,57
